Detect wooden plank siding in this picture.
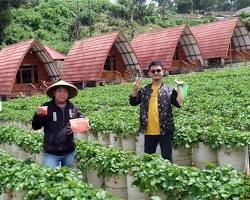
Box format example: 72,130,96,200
131,25,203,74
191,17,250,64
0,39,59,98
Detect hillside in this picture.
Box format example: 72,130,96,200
1,0,249,54
0,0,214,53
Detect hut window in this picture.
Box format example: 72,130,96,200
104,59,111,70
16,71,21,84
174,46,180,60
34,69,38,83
104,56,117,71
113,57,117,70
16,65,39,84
22,70,32,83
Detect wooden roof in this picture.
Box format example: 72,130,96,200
0,39,60,96
61,32,141,82
191,17,250,59
131,25,203,70
44,45,66,60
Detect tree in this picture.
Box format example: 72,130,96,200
176,0,192,13
235,0,250,10
117,0,147,38
200,0,217,11
0,0,28,44
222,0,237,11
155,0,174,18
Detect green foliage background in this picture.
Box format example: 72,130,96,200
0,0,249,53
0,0,214,53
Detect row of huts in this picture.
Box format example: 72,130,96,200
0,17,249,98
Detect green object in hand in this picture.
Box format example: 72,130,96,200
182,84,188,98
175,84,188,98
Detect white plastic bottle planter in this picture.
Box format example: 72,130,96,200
0,191,11,200
12,190,26,200
81,168,87,181
11,143,19,158
26,124,33,131
0,189,13,200
74,159,86,179
0,143,4,150
18,149,28,160
105,175,128,200
218,147,247,172
35,152,43,164
2,143,6,151
172,146,192,166
244,145,249,175
74,132,89,141
135,134,145,154
127,173,150,200
14,121,25,131
4,143,12,154
87,168,104,188
193,142,218,169
97,132,110,147
150,191,167,200
109,133,122,149
27,153,36,161
122,135,136,151
88,132,98,142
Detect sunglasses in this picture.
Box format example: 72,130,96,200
150,69,162,74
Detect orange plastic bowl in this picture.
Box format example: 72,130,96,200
70,118,89,133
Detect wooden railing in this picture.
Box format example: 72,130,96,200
226,49,249,60
101,71,116,80
12,81,53,97
122,70,132,80
171,59,201,73
114,70,122,79
101,70,123,81
101,70,134,83
233,49,250,59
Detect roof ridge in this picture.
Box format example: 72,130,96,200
133,25,186,38
77,31,119,42
191,17,239,28
1,38,35,50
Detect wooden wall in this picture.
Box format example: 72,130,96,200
11,51,51,96
108,45,126,72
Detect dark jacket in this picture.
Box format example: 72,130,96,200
32,100,83,155
129,83,180,135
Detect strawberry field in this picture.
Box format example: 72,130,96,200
0,64,250,199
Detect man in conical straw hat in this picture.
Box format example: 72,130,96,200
32,80,88,168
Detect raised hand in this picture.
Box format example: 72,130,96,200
131,74,142,97
174,79,185,86
132,74,142,91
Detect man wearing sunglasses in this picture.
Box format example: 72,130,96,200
129,61,184,161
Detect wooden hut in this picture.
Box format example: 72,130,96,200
191,17,250,67
131,25,203,74
61,32,141,88
44,45,65,70
0,39,60,98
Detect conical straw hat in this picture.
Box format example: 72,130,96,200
46,80,78,99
